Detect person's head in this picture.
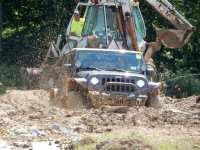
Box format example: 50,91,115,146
73,10,80,21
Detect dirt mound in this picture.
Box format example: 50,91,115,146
81,96,199,127
95,137,154,150
0,90,49,116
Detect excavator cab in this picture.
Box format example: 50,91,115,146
81,5,124,46
65,1,146,50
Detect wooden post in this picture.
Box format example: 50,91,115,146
115,7,128,49
125,12,139,52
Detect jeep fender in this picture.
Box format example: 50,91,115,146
148,82,161,94
67,78,88,91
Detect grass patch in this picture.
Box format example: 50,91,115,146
76,133,127,150
132,132,200,150
132,132,150,143
74,132,200,150
151,139,200,150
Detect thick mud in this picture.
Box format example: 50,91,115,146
0,90,199,149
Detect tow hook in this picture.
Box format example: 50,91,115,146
136,98,142,105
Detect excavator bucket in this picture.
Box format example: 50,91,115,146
153,24,193,49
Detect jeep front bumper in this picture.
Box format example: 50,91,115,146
88,82,148,108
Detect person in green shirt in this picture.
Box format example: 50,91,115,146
70,10,85,37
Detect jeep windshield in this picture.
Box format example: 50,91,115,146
75,50,144,72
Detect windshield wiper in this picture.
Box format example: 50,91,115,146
105,69,127,72
80,67,102,71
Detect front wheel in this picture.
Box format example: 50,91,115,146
145,94,164,109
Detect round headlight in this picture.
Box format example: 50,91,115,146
90,77,99,85
137,80,145,87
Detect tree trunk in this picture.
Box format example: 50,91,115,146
0,0,2,61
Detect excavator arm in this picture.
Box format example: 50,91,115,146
145,0,195,49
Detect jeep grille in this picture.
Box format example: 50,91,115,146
102,77,134,92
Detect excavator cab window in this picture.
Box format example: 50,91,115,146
105,7,121,41
82,6,97,36
132,6,146,43
82,6,107,45
82,5,121,46
80,4,146,46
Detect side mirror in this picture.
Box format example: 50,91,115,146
140,64,147,72
146,64,156,78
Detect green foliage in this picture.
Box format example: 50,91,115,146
159,68,200,98
2,0,85,66
0,65,22,94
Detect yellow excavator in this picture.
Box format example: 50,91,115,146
21,0,195,108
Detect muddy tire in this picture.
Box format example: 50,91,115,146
145,94,164,109
67,91,85,109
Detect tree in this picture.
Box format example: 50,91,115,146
0,0,2,62
2,0,81,66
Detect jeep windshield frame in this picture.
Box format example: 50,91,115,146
74,49,144,72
